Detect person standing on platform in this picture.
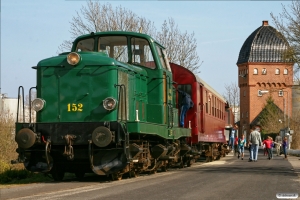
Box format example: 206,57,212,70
248,128,253,161
270,137,274,159
263,136,272,160
229,125,237,152
249,126,262,162
275,133,282,156
229,129,235,152
238,134,246,160
234,135,239,156
282,137,288,159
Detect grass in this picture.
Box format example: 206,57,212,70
0,169,52,186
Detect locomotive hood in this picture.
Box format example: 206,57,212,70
36,52,147,76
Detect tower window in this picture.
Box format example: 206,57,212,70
278,90,283,97
275,68,280,75
254,68,258,74
284,69,288,75
262,68,267,75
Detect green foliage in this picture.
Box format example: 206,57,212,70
0,112,20,172
259,96,284,134
0,169,52,184
0,111,26,179
0,160,10,174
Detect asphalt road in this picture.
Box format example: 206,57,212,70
1,151,300,200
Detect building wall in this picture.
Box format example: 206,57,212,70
292,85,300,115
0,94,19,121
238,62,293,134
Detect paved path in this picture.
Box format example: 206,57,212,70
0,150,299,200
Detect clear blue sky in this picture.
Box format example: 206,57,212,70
1,0,291,98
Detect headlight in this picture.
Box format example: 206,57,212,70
67,52,81,65
103,97,117,111
32,98,46,112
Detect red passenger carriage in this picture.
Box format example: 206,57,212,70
170,63,230,160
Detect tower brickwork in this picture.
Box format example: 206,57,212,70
237,21,293,135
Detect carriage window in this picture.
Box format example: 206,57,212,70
76,38,95,52
131,37,156,69
98,36,128,63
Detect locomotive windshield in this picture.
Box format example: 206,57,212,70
98,36,128,63
76,38,94,52
131,37,156,69
75,36,156,69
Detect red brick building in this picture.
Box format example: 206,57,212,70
237,20,293,136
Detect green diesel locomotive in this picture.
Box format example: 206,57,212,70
13,31,195,181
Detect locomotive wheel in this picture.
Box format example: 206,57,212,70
206,156,212,162
179,161,184,168
75,171,85,180
161,165,168,172
111,173,122,181
129,171,138,178
51,165,65,181
187,159,194,167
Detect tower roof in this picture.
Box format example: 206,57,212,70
237,21,290,65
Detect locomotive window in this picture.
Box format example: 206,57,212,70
131,38,156,69
156,45,171,71
98,36,128,63
76,38,95,52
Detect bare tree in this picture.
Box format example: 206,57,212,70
223,82,240,122
271,1,300,83
58,1,156,52
271,1,300,148
156,18,201,73
58,2,202,73
24,92,36,123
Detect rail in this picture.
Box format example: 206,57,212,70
16,86,25,122
29,87,36,123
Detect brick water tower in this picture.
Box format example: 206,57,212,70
237,20,293,136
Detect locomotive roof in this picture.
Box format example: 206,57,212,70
74,31,164,47
237,21,291,65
